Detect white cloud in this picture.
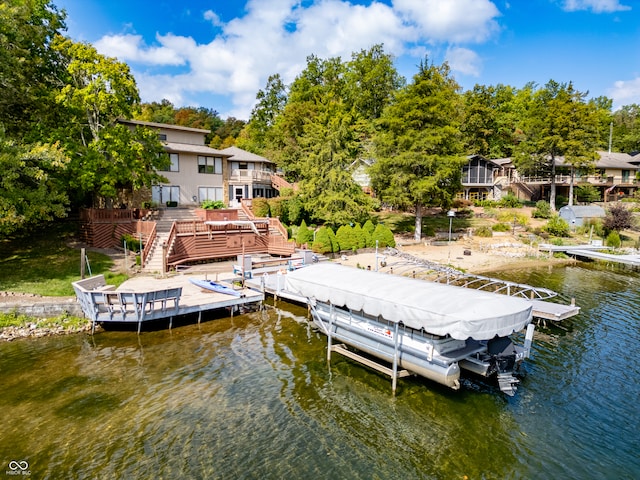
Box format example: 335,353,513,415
92,0,503,118
394,0,501,43
608,77,640,109
445,47,481,76
562,0,631,13
94,34,186,66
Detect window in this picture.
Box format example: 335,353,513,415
198,156,223,174
158,133,167,141
198,187,223,201
159,153,179,172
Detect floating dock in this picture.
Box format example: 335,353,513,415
540,244,640,267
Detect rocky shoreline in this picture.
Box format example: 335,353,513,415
0,320,94,342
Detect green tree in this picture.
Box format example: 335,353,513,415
0,136,69,235
52,38,168,205
238,74,287,153
371,59,466,241
611,104,640,153
513,81,601,210
462,84,518,158
0,0,67,140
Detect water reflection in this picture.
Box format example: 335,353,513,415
0,264,638,478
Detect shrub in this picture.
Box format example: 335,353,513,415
252,198,270,217
603,203,634,233
121,233,143,253
498,193,522,208
492,223,510,232
606,231,621,248
201,200,225,209
353,223,366,249
545,215,570,237
268,197,288,224
575,184,601,203
497,210,529,227
362,219,376,247
371,223,395,248
295,220,313,246
532,200,552,219
474,226,493,237
336,225,356,251
312,226,338,253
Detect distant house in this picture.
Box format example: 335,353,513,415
220,146,278,206
460,154,501,201
350,158,374,195
559,205,605,227
120,119,231,207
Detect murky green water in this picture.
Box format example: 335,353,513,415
1,264,639,479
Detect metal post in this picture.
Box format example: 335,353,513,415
375,240,379,272
80,248,86,279
162,241,167,278
327,304,334,362
391,322,400,394
447,210,455,262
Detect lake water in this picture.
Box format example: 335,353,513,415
1,263,638,479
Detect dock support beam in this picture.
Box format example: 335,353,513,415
327,304,334,362
391,322,400,394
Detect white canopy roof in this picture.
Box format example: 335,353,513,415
285,263,532,340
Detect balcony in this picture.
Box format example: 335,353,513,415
229,169,273,184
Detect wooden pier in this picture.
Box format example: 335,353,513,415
73,274,264,333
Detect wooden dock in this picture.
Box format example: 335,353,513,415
73,274,264,333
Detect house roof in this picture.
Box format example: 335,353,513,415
554,151,639,170
559,205,606,218
221,146,274,164
165,142,228,156
119,118,211,134
466,154,501,167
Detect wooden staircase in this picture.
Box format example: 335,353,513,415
143,207,199,272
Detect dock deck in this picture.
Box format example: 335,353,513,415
73,274,264,333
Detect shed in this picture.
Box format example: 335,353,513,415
559,205,605,227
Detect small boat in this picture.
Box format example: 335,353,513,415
284,263,536,396
189,278,242,297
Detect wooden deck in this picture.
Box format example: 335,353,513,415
73,274,264,333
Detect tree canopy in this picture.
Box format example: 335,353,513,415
370,59,466,240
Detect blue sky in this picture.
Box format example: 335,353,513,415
56,0,639,120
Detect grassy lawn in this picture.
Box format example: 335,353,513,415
0,223,127,297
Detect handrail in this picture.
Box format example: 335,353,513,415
141,222,156,269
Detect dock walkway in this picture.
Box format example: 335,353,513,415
540,243,640,267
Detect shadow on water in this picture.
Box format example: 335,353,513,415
0,262,638,478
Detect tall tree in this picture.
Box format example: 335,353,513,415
371,59,466,241
513,81,601,209
52,38,168,205
611,104,640,153
237,74,287,153
0,0,67,140
462,84,518,158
